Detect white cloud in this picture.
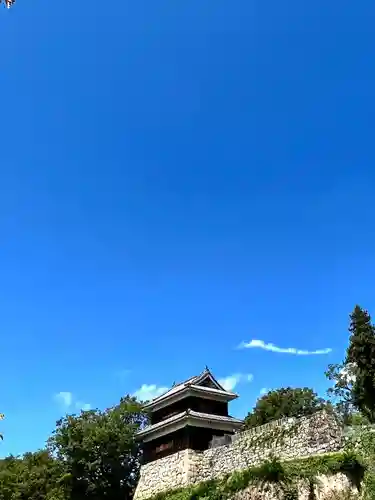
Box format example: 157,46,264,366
54,392,91,412
54,391,73,408
76,401,92,411
133,384,169,402
218,373,253,392
238,339,332,356
259,387,268,396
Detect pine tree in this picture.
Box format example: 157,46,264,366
347,306,375,422
326,305,375,423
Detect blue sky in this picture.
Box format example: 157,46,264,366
1,0,374,457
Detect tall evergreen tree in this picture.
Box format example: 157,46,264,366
348,306,375,421
326,305,375,423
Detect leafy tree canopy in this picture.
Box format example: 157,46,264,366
0,413,4,441
244,387,328,429
47,396,148,500
326,305,375,423
0,450,67,500
0,0,15,8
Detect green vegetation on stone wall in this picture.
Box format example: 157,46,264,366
344,426,375,500
148,452,364,500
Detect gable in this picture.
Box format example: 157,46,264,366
194,371,225,391
199,377,219,389
142,368,232,412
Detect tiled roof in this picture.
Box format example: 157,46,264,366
189,410,243,424
137,411,186,436
149,371,211,401
143,368,237,409
136,410,244,438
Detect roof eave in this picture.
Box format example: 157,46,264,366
136,412,244,442
190,385,239,400
142,368,230,410
143,386,237,412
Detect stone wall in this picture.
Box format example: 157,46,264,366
191,410,342,484
231,473,358,500
134,411,344,500
134,449,191,500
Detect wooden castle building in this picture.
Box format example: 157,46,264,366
136,368,244,463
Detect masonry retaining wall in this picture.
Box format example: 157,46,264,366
134,411,344,500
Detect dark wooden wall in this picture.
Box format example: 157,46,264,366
142,428,188,463
188,426,227,451
151,397,228,425
141,426,230,464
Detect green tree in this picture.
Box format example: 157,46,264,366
326,305,375,423
0,450,67,500
244,387,327,429
345,411,370,427
0,413,4,441
0,0,15,8
48,396,148,500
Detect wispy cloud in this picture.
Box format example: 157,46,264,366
259,387,268,396
133,384,169,402
76,401,92,411
54,391,73,408
54,392,91,412
218,373,253,392
238,339,332,356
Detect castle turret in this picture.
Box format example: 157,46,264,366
136,367,244,463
